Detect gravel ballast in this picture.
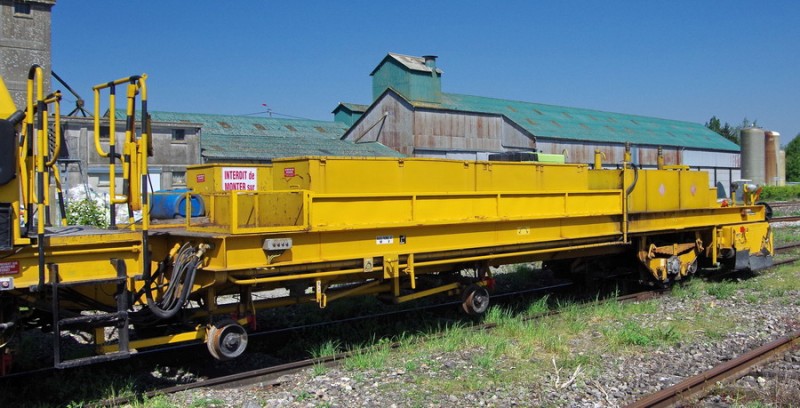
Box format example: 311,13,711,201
164,271,800,408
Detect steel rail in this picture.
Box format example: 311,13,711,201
764,201,800,209
769,215,800,223
625,330,800,408
89,286,662,407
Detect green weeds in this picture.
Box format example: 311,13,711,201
607,321,679,347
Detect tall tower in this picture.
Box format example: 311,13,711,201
0,0,56,110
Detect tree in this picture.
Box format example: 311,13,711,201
705,116,738,145
785,133,800,182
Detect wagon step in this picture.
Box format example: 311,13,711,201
49,260,131,369
55,351,131,369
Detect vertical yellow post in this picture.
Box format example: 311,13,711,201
27,65,48,289
657,146,665,170
231,191,239,234
125,79,140,216
622,168,628,243
139,75,149,233
623,142,632,163
593,149,605,169
406,253,416,289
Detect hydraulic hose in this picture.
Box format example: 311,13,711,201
144,243,201,320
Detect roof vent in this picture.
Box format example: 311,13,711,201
422,55,438,69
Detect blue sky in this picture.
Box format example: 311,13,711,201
52,1,799,141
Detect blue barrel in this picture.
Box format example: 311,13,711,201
150,189,205,219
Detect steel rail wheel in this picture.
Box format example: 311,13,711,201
461,284,490,315
207,320,248,360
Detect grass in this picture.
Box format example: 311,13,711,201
606,321,680,347
706,281,738,299
326,251,800,406
771,225,800,245
310,339,341,360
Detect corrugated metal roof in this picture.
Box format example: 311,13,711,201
123,110,403,160
200,133,403,160
369,53,444,76
142,111,347,139
408,93,739,152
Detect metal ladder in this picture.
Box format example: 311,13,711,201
48,259,131,368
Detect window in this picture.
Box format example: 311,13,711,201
98,126,110,139
13,2,32,16
172,129,186,141
172,171,186,186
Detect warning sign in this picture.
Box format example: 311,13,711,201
0,261,20,276
221,167,257,191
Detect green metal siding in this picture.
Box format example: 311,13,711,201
332,103,367,127
371,57,442,104
372,58,411,101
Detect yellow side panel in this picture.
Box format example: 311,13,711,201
275,157,477,194
313,196,413,227
475,162,589,191
588,170,623,190
717,222,772,254
269,157,591,195
679,171,712,209
643,171,680,212
0,75,17,118
415,195,496,222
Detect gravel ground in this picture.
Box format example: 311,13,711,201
163,276,800,408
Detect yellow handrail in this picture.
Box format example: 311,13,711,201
92,75,149,227
44,91,62,167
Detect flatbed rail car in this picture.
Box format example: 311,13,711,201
0,69,772,371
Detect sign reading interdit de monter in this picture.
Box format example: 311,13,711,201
221,167,257,191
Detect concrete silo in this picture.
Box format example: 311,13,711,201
740,127,766,185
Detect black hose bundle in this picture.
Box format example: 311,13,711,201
144,243,201,320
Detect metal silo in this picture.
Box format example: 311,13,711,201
778,149,786,186
765,131,780,185
740,127,765,185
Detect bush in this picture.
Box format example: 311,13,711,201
66,198,109,228
760,185,800,202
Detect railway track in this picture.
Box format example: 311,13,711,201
99,244,798,407
625,330,800,408
9,239,800,405
0,280,576,380
622,236,800,407
765,201,800,210
89,288,662,407
770,215,800,223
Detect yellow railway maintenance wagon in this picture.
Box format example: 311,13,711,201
0,69,772,371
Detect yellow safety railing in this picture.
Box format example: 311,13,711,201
92,75,150,229
22,65,64,289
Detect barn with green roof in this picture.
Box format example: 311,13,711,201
337,53,740,188
144,111,401,162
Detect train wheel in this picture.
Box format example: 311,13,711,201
207,319,248,361
461,284,490,315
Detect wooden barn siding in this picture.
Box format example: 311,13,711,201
344,94,416,155
500,119,537,150
414,110,506,152
538,140,739,169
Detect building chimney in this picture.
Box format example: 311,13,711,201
422,55,438,69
